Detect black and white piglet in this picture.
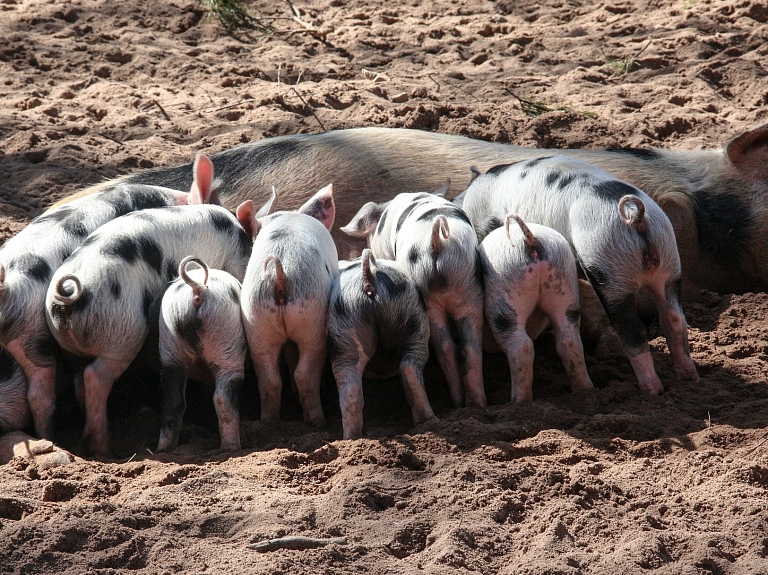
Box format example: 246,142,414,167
0,154,220,440
478,214,594,402
329,249,434,439
240,185,339,428
158,256,247,452
457,156,698,395
341,189,486,409
45,200,257,455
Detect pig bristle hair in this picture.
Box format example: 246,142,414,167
263,254,287,305
53,274,83,306
431,215,450,256
362,248,377,298
618,195,646,226
179,255,209,306
505,213,539,261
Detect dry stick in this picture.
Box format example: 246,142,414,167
152,99,172,122
212,99,255,112
746,430,768,454
248,536,347,552
291,87,326,132
284,0,313,29
99,132,123,146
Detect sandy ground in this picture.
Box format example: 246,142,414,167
2,0,768,572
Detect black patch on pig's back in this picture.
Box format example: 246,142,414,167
416,206,472,227
395,201,420,232
408,246,420,264
376,270,407,298
176,315,203,351
592,180,638,203
127,187,173,210
9,255,52,283
479,216,503,241
209,210,235,234
102,235,164,275
691,190,752,269
605,147,660,161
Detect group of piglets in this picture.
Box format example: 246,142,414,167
0,153,699,455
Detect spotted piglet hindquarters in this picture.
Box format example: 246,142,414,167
240,185,339,428
329,250,434,439
479,215,593,402
340,188,486,409
158,256,247,453
461,156,699,395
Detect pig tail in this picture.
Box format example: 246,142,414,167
505,213,539,261
179,256,209,307
618,195,646,231
52,274,82,306
431,216,450,256
361,248,376,298
263,255,287,306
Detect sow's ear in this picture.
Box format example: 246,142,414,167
339,201,384,238
725,123,768,166
189,154,222,205
298,184,335,231
431,178,451,198
236,200,261,239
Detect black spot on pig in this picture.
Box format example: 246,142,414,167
416,206,472,227
166,261,178,280
376,270,407,298
376,208,389,235
479,216,503,240
23,334,57,368
592,180,638,203
33,206,73,225
487,162,518,175
235,228,251,257
103,235,163,275
10,255,52,283
557,173,576,190
109,277,121,299
105,192,135,218
565,305,581,326
142,290,155,322
474,250,485,289
691,190,752,269
209,210,235,234
269,227,291,243
491,308,517,336
137,236,164,275
427,272,449,293
228,285,240,304
546,171,561,187
605,294,648,352
176,315,203,350
396,202,420,232
408,246,420,264
525,157,552,168
605,147,660,161
130,188,173,210
665,276,682,302
583,264,609,288
62,218,89,239
71,286,93,314
333,296,348,318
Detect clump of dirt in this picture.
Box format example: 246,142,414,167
2,0,768,573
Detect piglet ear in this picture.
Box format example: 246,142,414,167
255,186,279,218
339,200,384,238
726,122,768,165
236,200,261,239
298,184,335,231
189,154,222,205
431,178,451,198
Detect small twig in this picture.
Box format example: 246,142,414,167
82,73,95,90
746,430,768,454
212,98,255,112
125,437,152,463
99,132,124,146
707,411,711,429
203,88,215,105
291,87,326,131
248,536,347,552
152,99,172,122
277,63,282,97
428,73,441,91
284,0,313,29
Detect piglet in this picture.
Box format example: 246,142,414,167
478,214,594,402
45,198,259,456
0,349,31,434
0,154,220,441
158,256,247,452
341,188,486,409
240,185,339,428
458,156,698,395
329,249,434,439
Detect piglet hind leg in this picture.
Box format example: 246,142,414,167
157,363,190,453
548,309,594,392
250,340,285,423
333,361,367,440
6,337,57,440
653,281,699,383
455,309,487,408
212,371,244,451
602,292,664,395
426,305,464,408
399,355,435,426
82,355,135,457
292,332,327,428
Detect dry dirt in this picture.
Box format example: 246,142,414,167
2,0,768,573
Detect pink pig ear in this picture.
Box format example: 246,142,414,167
189,154,221,205
298,184,335,231
236,200,261,239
